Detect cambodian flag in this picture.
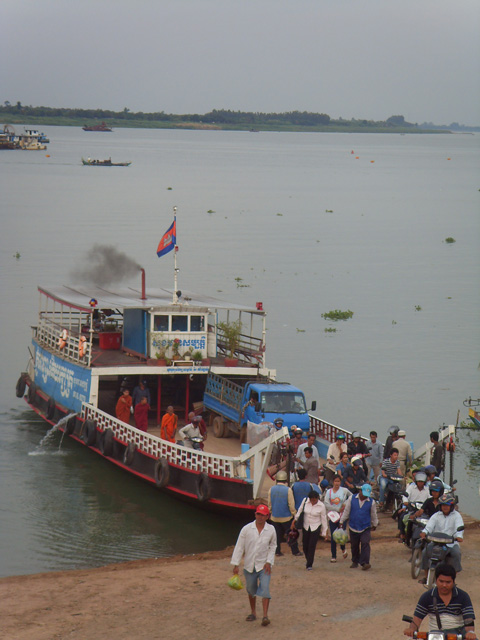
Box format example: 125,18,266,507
156,220,176,257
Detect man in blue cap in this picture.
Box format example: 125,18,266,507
339,483,378,571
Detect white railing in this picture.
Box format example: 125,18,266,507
413,424,456,463
36,319,91,366
81,404,289,498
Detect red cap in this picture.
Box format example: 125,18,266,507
255,504,270,516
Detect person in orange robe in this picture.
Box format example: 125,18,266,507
115,389,132,424
160,405,178,442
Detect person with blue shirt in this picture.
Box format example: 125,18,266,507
291,469,322,510
339,483,378,570
267,471,301,557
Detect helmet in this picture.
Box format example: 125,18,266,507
424,465,437,475
351,431,360,439
294,426,303,433
320,479,330,489
438,494,455,507
429,480,444,497
389,425,400,435
336,433,346,440
351,455,362,464
415,472,427,483
276,470,288,482
273,417,284,426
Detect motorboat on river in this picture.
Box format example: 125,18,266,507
82,158,131,166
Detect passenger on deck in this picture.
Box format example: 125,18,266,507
115,389,132,424
132,380,151,407
134,396,150,432
160,406,178,443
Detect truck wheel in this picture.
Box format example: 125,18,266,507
213,416,226,438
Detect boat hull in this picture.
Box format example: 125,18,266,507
20,374,256,519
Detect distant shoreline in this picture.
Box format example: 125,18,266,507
0,113,463,135
1,116,452,134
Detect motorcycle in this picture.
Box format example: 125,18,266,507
402,614,471,639
181,436,205,450
411,526,464,586
403,501,428,548
385,475,404,514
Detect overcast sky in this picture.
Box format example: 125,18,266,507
2,0,479,125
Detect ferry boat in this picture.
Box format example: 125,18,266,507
15,213,454,517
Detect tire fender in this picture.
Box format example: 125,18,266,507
123,442,136,466
27,382,37,404
16,375,27,398
46,397,56,420
154,458,170,488
100,428,114,457
82,419,97,446
65,415,76,435
196,472,211,502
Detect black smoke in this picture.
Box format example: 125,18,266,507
71,244,142,286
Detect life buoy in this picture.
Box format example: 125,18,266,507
123,442,136,466
58,328,68,350
65,415,76,435
27,382,37,404
16,375,26,398
100,428,114,457
46,396,56,420
78,335,87,358
82,419,97,446
196,472,211,502
154,458,170,488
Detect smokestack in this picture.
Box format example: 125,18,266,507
140,268,146,300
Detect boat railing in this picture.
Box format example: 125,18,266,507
216,332,265,366
81,404,289,498
36,318,91,366
309,414,355,444
412,424,456,464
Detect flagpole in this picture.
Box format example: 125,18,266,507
173,206,178,303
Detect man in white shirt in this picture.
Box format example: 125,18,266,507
419,494,464,584
231,504,277,627
178,421,201,448
296,433,320,468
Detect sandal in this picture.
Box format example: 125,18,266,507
342,550,348,559
261,617,270,626
246,613,257,621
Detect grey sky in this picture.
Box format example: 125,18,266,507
2,0,480,125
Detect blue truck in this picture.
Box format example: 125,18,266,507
203,372,315,439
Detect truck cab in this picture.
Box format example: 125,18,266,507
243,381,311,433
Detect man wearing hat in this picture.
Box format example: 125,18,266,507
324,433,348,483
231,504,277,627
267,471,301,556
339,483,378,570
395,429,413,475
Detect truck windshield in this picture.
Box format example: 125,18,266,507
260,392,307,414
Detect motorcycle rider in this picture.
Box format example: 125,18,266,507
418,494,464,584
403,562,476,638
397,471,430,544
378,447,403,511
383,425,400,460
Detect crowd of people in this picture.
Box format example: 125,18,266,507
230,423,475,636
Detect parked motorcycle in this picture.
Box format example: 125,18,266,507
402,614,471,639
386,475,404,514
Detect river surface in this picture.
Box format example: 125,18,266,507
0,127,479,577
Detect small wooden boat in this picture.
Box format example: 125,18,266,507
82,158,131,166
82,122,112,132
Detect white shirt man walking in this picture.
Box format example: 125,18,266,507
231,504,277,627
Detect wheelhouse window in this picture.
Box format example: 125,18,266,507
154,315,169,331
172,315,188,332
190,315,205,332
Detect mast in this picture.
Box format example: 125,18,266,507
172,206,178,304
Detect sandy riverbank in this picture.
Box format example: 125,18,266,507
1,514,479,640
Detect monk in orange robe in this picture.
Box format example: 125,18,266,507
115,389,132,424
160,406,178,442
